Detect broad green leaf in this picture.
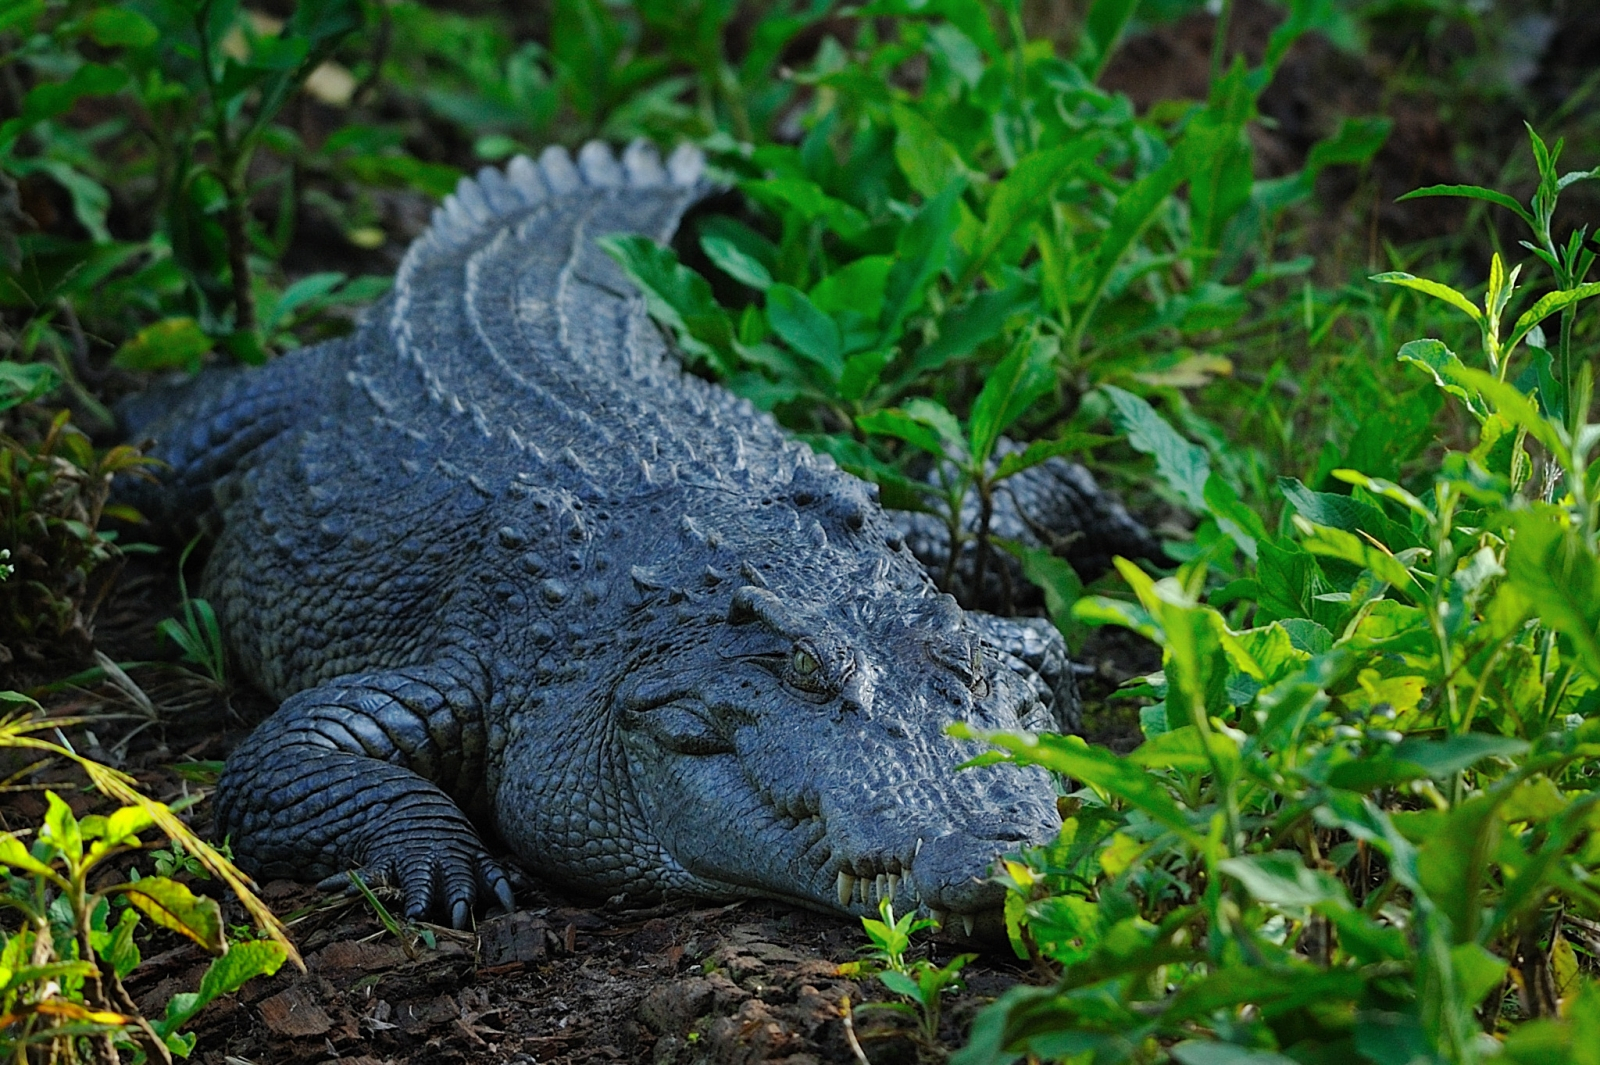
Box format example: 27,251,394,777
1279,477,1417,550
0,831,61,882
1453,366,1569,465
83,7,158,47
0,361,61,411
701,235,773,291
742,176,868,240
1395,339,1489,419
1181,61,1254,257
882,180,964,336
766,284,844,382
963,143,1099,286
42,791,82,865
1416,794,1501,944
911,281,1038,375
1079,154,1186,321
1390,734,1528,778
121,876,226,954
968,335,1057,466
810,256,892,320
1371,272,1482,322
600,234,735,373
1203,474,1267,559
1504,510,1600,679
955,728,1200,842
1451,943,1509,1011
892,103,965,198
156,940,288,1036
1295,520,1418,597
856,408,946,459
1104,386,1209,513
1170,1042,1301,1065
1004,542,1084,648
1505,282,1600,356
1218,852,1347,907
102,908,141,981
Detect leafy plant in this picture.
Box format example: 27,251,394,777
842,898,975,1048
0,703,298,1063
155,537,226,686
952,132,1600,1064
0,396,154,658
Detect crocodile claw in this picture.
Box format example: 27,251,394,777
324,838,516,930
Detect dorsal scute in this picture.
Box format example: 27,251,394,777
404,139,708,271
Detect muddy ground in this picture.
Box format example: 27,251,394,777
4,1,1595,1061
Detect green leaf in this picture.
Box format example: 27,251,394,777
1389,734,1529,778
955,729,1201,842
892,103,965,199
112,318,215,373
1371,272,1482,322
1202,474,1267,559
1505,282,1600,356
1504,510,1600,679
0,361,61,412
967,334,1057,466
102,909,141,981
1396,183,1536,229
857,408,946,459
1171,1041,1302,1065
963,143,1099,287
911,282,1038,375
1453,366,1568,464
155,940,287,1036
882,180,964,336
1416,794,1501,943
0,831,61,882
1395,338,1490,420
83,7,158,48
42,791,82,866
600,234,735,373
1073,0,1138,80
879,969,922,999
0,62,127,151
1004,542,1085,649
120,876,226,954
742,176,868,240
701,235,773,291
1296,521,1418,598
766,284,844,382
1219,852,1348,908
1279,477,1417,550
1104,386,1209,513
993,434,1112,481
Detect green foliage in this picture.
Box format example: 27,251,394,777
155,536,226,686
0,403,154,654
0,707,293,1061
842,898,976,1047
950,146,1600,1064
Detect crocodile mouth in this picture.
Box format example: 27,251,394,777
746,784,1031,936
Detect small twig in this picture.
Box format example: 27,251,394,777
840,995,871,1065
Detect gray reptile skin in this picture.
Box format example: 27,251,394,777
128,141,1115,931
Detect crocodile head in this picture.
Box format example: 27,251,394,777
614,577,1062,930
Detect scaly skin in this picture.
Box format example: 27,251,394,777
126,141,1130,931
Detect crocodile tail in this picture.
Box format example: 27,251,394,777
399,139,711,278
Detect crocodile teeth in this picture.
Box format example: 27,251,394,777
886,873,900,899
961,915,975,937
875,874,888,903
837,872,856,908
929,909,945,928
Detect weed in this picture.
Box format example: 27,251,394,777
154,537,226,687
0,701,297,1062
841,898,975,1049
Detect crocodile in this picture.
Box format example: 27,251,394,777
127,140,1137,932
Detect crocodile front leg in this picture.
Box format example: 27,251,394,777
212,661,515,928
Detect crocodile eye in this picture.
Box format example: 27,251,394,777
792,648,820,676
